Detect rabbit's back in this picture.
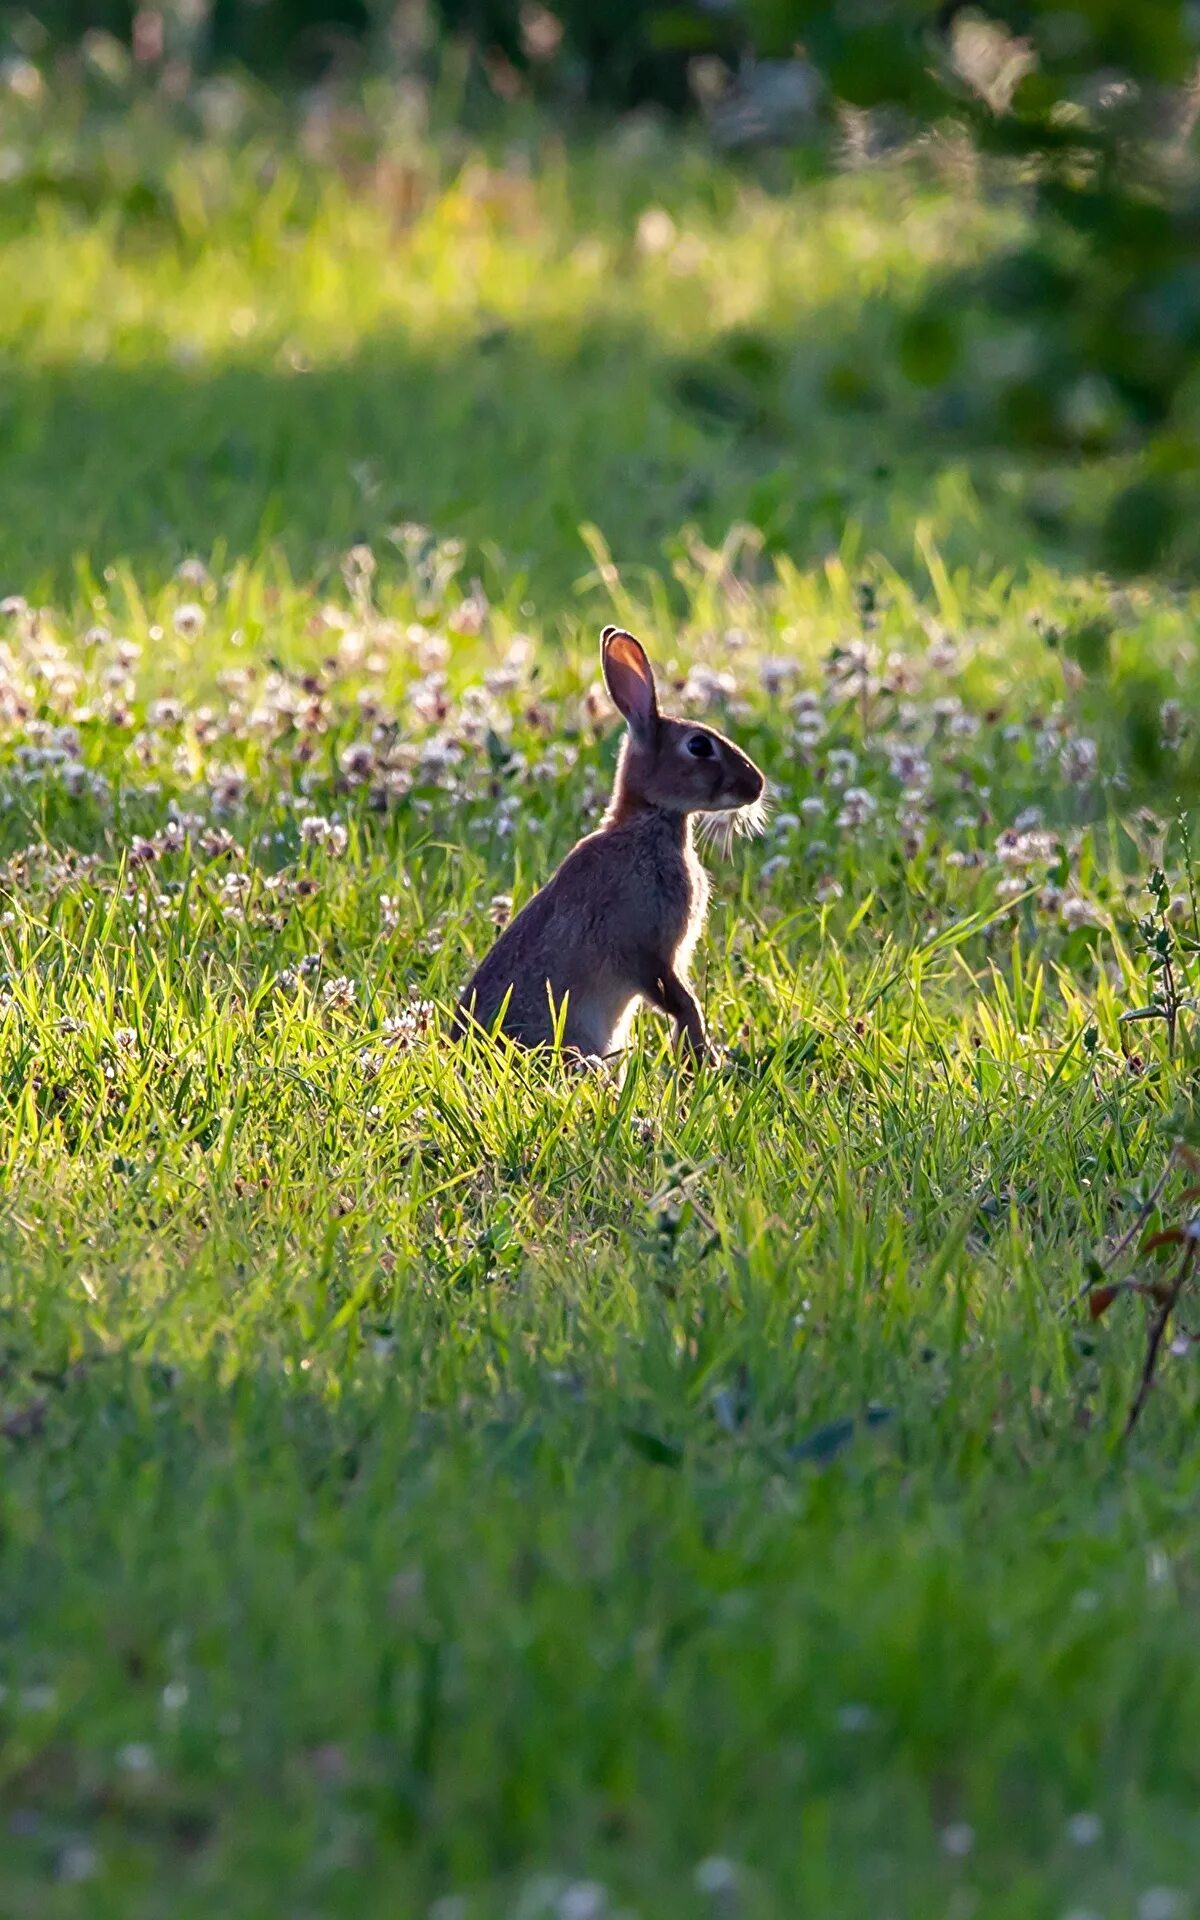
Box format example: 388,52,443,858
457,814,704,1053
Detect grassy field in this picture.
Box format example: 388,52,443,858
2,70,1200,1920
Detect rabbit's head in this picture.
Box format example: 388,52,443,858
602,627,766,824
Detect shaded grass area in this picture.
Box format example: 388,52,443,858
0,82,1199,1920
0,99,1076,601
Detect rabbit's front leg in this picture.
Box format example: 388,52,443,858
646,966,708,1062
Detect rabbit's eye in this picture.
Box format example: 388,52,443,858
686,735,716,759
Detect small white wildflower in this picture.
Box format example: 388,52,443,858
113,1027,137,1051
835,1702,875,1731
1061,894,1102,930
557,1883,607,1920
927,637,959,672
322,976,357,1010
888,745,930,789
826,747,858,787
173,603,206,641
208,770,247,815
694,1856,739,1896
161,1680,188,1713
450,593,487,638
759,656,796,695
815,875,843,904
339,741,375,783
940,1823,974,1858
116,1742,155,1774
836,787,876,831
56,1841,99,1884
996,827,1059,868
683,664,737,711
1138,1892,1182,1920
1065,1812,1102,1847
1061,735,1099,785
799,796,825,821
383,999,435,1048
636,207,676,254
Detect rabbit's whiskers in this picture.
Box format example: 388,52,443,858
696,795,768,859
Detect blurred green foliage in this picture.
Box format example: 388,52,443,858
745,1,1200,574
6,0,722,102
10,0,1200,573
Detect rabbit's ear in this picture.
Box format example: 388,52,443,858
601,627,658,737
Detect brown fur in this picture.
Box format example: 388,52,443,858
454,627,765,1060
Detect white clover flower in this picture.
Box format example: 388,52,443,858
1061,894,1103,930
56,1841,99,1884
759,656,797,694
173,603,206,641
996,828,1059,868
940,1823,974,1858
694,1856,739,1896
557,1883,607,1920
683,664,737,711
1066,1812,1102,1847
836,786,876,830
1060,735,1099,785
382,999,435,1048
887,745,930,788
636,207,676,254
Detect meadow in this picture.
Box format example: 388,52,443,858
1,67,1200,1920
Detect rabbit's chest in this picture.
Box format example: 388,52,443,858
624,838,708,961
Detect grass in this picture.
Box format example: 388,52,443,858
1,66,1200,1920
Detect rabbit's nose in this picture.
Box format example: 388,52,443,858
738,765,765,802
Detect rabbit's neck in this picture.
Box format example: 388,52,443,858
604,793,693,848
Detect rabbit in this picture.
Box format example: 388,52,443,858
454,626,766,1062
